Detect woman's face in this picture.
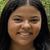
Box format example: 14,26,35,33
8,5,41,45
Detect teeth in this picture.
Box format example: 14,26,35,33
17,32,32,35
20,33,30,35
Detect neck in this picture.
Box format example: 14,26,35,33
9,40,36,50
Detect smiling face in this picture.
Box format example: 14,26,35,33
8,5,41,46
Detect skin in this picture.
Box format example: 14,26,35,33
8,5,41,50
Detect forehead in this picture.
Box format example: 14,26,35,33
10,5,41,18
15,5,40,13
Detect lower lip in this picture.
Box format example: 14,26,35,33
20,35,30,40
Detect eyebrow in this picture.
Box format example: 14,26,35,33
13,15,22,18
30,16,40,19
13,15,40,19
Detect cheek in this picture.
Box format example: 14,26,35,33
8,20,21,38
32,23,41,38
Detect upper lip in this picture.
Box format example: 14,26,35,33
19,30,31,33
18,30,32,35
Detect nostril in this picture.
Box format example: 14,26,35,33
21,23,30,28
21,26,31,31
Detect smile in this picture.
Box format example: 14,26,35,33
17,31,32,38
17,31,32,35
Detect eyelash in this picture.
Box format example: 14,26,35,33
30,19,39,21
14,18,39,23
30,19,39,23
14,18,23,23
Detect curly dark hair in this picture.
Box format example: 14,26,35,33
0,0,49,50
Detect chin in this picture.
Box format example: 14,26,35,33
17,40,32,46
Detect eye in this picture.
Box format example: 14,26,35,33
13,18,23,23
30,19,39,24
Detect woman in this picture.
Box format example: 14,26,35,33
0,0,49,50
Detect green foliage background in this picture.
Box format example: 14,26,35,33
0,0,7,15
0,0,50,30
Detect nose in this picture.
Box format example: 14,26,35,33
21,20,31,30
